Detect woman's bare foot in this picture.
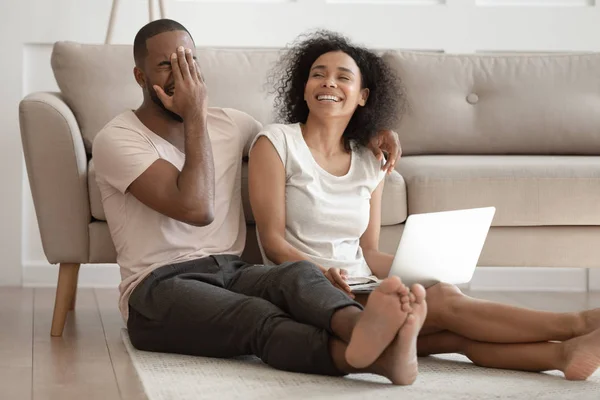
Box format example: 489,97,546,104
345,277,409,368
372,284,428,385
562,327,600,380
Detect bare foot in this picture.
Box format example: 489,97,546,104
562,327,600,380
372,283,428,385
345,276,409,368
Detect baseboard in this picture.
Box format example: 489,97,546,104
20,262,592,291
589,269,600,291
22,262,121,288
468,267,588,292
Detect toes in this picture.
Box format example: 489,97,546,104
401,295,410,304
397,283,410,297
411,284,426,303
403,313,416,328
402,302,413,313
379,276,404,294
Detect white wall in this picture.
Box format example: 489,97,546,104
3,0,600,288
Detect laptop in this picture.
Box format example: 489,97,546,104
348,207,496,293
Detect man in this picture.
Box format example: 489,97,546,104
93,19,424,385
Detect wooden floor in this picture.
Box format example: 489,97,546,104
1,288,600,400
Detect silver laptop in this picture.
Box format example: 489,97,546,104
349,207,496,293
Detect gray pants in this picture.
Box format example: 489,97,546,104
127,255,361,376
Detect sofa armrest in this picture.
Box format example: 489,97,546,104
19,92,90,264
381,170,408,226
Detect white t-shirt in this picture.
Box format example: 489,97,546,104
249,123,385,277
92,108,261,321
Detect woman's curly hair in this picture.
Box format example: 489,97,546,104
269,30,405,151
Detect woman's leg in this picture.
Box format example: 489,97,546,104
416,329,600,380
422,283,599,343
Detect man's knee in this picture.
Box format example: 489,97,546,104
276,260,322,280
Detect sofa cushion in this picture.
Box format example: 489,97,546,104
90,159,408,226
52,42,280,153
384,51,600,156
88,160,105,220
89,221,117,263
380,170,408,226
398,155,600,226
379,224,600,268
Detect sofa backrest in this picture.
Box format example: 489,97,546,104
51,42,280,153
52,42,600,156
384,51,600,156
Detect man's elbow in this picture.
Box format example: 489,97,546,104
180,205,215,227
187,213,214,227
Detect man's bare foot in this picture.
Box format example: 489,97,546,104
372,284,428,385
562,327,600,380
345,277,409,368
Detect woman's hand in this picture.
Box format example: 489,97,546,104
323,267,355,299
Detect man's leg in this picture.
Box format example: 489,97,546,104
127,258,422,384
422,283,600,343
226,259,413,339
128,263,342,375
416,329,600,381
227,259,357,330
226,259,418,367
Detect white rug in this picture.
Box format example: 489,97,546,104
122,330,600,400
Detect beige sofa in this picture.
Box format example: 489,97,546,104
19,42,600,336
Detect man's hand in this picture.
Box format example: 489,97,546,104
368,129,402,174
154,46,207,121
324,268,355,299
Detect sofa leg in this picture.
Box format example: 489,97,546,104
50,263,81,337
69,264,80,311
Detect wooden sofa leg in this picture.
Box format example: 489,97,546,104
50,263,81,337
69,264,81,311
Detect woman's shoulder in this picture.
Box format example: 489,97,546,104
251,123,293,149
355,146,384,167
354,146,386,180
249,123,304,168
261,123,301,136
254,123,303,150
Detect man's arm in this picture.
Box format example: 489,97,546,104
127,119,214,226
129,46,214,226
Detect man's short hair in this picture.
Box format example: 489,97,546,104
133,19,194,67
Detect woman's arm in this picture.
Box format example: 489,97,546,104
360,179,395,279
249,136,353,295
248,136,323,268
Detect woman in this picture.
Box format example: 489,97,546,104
249,30,600,380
